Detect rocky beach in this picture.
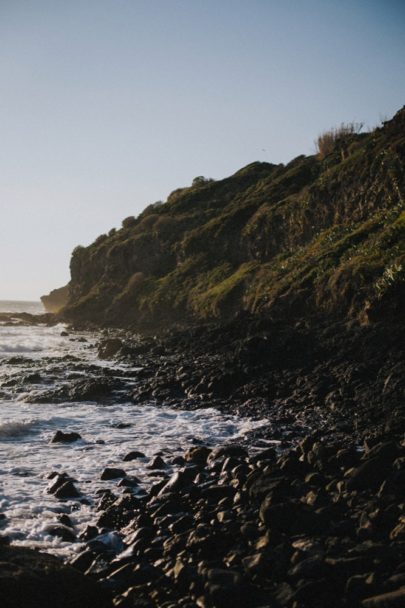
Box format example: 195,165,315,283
0,311,404,608
1,107,404,607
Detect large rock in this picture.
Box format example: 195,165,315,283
0,545,111,608
51,430,82,443
34,378,117,404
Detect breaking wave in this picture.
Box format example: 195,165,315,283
0,420,37,438
0,343,43,354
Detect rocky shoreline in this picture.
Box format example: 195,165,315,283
3,429,404,607
1,314,405,607
69,433,405,608
0,311,56,326
96,314,405,445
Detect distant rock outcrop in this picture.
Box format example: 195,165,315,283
60,107,405,330
41,285,69,313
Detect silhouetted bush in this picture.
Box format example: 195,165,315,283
192,176,215,187
316,122,363,159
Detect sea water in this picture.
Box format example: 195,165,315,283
0,302,265,558
0,300,44,314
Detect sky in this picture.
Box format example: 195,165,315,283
1,0,404,300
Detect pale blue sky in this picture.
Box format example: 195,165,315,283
1,0,404,299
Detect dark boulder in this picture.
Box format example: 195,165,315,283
158,468,197,495
148,456,167,469
43,524,76,542
208,445,248,461
47,473,80,499
345,457,394,492
51,430,82,443
98,339,123,359
123,450,146,461
68,378,116,402
101,468,127,480
0,545,111,608
184,446,211,465
54,481,81,499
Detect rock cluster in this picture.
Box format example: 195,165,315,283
3,283,404,607
99,316,405,446
61,434,405,608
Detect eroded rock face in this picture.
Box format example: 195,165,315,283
41,285,69,313
0,545,111,608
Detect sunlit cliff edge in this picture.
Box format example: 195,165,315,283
41,285,69,313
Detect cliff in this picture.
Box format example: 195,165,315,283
60,107,405,330
41,285,69,313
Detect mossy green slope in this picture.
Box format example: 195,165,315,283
61,107,405,329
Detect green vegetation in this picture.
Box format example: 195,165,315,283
60,107,405,329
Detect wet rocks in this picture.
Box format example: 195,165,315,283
101,468,127,480
184,446,211,465
112,316,405,447
123,450,146,461
7,314,404,607
98,338,123,359
47,473,81,498
74,432,405,608
148,456,167,470
68,378,117,401
54,481,81,499
43,523,77,542
33,377,119,404
158,468,197,495
51,430,82,443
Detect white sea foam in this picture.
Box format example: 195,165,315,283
0,420,37,438
0,401,265,557
0,322,267,558
0,343,44,353
0,323,91,359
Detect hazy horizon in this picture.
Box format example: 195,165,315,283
1,0,404,300
0,298,41,303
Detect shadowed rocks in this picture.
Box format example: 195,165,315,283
59,433,405,607
0,545,111,608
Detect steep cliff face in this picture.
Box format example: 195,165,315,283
61,108,405,329
41,285,69,313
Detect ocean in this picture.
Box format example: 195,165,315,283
0,300,44,314
0,301,264,557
